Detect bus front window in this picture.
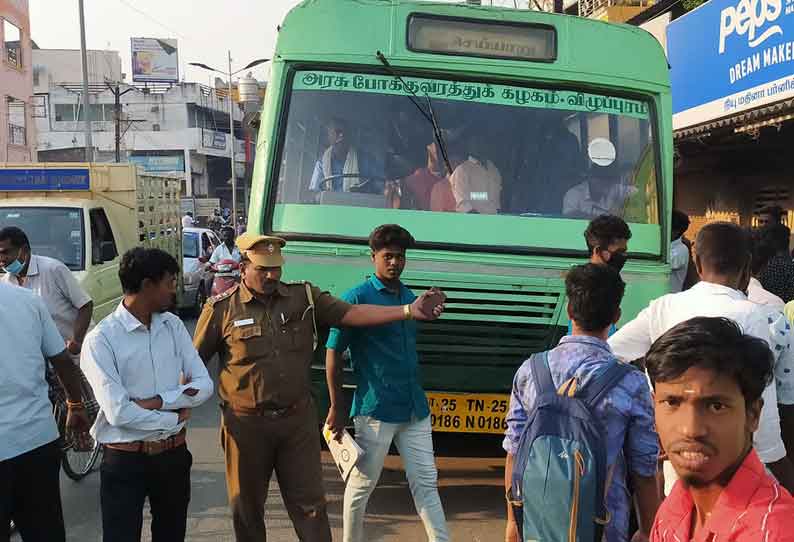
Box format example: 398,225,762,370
273,70,659,244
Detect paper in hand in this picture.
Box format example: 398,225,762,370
322,424,364,482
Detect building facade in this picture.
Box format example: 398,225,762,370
33,49,265,213
1,0,35,162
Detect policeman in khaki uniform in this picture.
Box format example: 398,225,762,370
193,233,444,542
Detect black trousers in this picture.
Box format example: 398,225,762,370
0,440,65,542
100,444,192,542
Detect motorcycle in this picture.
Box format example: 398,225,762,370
210,258,241,297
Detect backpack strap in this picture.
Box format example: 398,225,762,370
579,360,631,408
530,351,556,395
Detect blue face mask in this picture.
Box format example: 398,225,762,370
3,258,24,275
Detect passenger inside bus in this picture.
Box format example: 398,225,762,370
504,117,583,216
562,160,637,219
429,130,503,214
308,117,384,194
386,141,445,211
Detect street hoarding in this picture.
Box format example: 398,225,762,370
668,0,794,130
131,37,179,83
129,154,185,173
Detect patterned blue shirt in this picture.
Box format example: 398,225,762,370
503,335,659,542
326,276,430,423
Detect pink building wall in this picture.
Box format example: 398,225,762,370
1,0,35,162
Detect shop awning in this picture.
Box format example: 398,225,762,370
674,98,794,141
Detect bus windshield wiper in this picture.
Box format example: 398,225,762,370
376,51,453,176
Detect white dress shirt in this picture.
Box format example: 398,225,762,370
209,243,241,264
182,215,195,228
608,281,792,464
669,237,689,293
748,277,785,310
1,254,92,341
0,283,65,460
81,302,213,444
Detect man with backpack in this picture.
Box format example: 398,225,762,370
504,264,660,542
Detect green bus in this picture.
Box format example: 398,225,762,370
248,0,672,436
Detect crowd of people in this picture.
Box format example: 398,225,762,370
303,117,639,221
2,209,794,542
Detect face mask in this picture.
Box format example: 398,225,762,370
3,258,24,275
606,251,628,273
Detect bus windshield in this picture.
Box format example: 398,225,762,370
0,207,85,270
272,70,659,248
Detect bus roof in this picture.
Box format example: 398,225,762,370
276,0,669,94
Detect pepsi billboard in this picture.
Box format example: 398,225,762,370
668,0,794,129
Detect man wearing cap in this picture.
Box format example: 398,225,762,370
193,233,445,542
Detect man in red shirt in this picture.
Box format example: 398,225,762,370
646,316,794,542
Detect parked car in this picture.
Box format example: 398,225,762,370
182,227,219,314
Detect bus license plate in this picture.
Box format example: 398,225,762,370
426,392,510,434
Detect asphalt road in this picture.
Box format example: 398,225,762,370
16,317,508,542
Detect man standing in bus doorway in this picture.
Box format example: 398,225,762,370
192,232,445,542
325,224,449,542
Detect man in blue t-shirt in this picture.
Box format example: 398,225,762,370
325,224,449,542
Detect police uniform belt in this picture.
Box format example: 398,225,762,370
223,396,310,418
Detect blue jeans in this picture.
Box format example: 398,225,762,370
343,415,449,542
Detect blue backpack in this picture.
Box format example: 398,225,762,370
510,351,630,542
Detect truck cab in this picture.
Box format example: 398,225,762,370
0,164,184,320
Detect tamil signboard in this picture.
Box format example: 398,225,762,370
131,38,179,83
668,0,794,130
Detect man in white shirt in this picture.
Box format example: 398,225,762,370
608,222,794,493
562,164,637,219
209,226,241,264
81,248,213,542
181,211,195,229
0,282,90,542
0,226,93,358
669,211,690,293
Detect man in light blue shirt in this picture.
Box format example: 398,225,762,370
81,248,213,542
0,282,91,542
504,264,660,542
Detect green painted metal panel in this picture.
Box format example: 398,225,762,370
246,0,674,424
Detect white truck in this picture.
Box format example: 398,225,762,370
0,163,190,320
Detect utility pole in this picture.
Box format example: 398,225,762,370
227,50,237,230
78,0,93,162
114,85,121,162
107,83,134,162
